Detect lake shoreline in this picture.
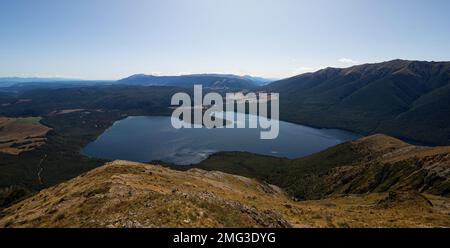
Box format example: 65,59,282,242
82,114,360,165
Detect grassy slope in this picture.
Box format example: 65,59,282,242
194,134,450,200
1,160,449,228
194,142,364,200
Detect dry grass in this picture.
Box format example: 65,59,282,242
352,134,450,163
1,160,449,228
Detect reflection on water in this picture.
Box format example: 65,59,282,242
82,113,360,165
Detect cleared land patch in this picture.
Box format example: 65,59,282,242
0,117,51,155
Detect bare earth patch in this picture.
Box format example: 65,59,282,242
55,109,85,115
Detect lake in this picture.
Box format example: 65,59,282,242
82,113,360,165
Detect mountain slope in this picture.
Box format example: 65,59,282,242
195,134,450,200
118,74,259,90
0,161,291,228
1,160,450,228
266,60,450,145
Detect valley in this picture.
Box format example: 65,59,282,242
0,59,450,228
2,0,450,235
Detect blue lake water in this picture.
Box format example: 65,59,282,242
82,113,360,165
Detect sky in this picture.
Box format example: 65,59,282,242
1,0,450,80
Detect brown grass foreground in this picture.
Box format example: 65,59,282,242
0,160,449,228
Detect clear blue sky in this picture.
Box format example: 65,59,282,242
1,0,449,79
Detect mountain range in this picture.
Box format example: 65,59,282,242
1,59,450,227
266,59,450,145
0,77,76,83
0,74,273,91
1,59,450,145
117,73,271,89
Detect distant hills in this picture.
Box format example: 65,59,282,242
266,59,450,145
1,74,274,90
0,77,73,88
117,73,271,89
0,77,76,83
1,59,450,145
0,77,115,90
1,61,450,228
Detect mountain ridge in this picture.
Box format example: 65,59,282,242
1,158,449,228
194,134,450,200
265,59,450,145
117,73,270,89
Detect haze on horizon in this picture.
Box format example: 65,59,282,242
1,0,450,80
